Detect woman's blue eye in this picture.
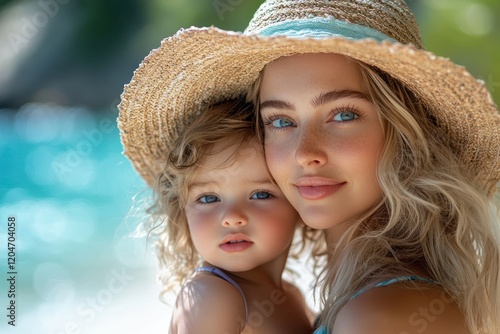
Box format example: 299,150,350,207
199,195,220,203
271,118,294,128
333,111,358,122
251,192,272,200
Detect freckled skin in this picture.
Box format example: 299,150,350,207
259,53,471,334
260,53,384,240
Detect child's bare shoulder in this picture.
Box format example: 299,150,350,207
170,273,246,334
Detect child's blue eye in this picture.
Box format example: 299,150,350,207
250,191,272,199
333,111,358,122
199,195,220,203
271,118,294,128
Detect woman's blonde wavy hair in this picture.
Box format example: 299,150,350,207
250,58,500,333
144,98,318,299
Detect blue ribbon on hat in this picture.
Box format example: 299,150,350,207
256,16,398,43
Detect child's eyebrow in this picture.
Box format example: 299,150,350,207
247,178,276,186
187,181,214,192
188,178,275,191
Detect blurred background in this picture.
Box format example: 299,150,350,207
0,0,499,333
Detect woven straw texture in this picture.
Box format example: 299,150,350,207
118,0,500,195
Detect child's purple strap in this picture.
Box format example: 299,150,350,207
196,266,249,325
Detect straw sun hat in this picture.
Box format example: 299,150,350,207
118,0,500,195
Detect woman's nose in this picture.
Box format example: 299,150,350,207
294,126,328,167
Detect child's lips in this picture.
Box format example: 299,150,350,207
219,241,254,252
220,233,251,244
219,234,253,252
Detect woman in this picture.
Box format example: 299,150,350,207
118,0,500,332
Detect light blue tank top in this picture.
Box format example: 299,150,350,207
196,266,249,325
313,275,440,334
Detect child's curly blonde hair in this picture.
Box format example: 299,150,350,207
143,98,322,298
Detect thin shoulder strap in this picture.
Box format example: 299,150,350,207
196,266,249,325
351,275,440,300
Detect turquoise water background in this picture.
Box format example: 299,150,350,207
0,104,173,333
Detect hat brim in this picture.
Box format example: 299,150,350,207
118,27,500,194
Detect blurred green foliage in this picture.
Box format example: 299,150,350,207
420,0,500,104
1,0,497,107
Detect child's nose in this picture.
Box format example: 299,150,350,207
221,205,248,227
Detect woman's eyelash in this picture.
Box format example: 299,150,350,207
261,114,296,131
262,105,364,128
262,114,287,126
331,105,364,121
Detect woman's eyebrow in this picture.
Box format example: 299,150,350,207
259,99,294,111
311,90,371,107
260,89,370,111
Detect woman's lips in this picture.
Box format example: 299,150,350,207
294,177,345,200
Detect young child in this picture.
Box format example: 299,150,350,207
118,0,500,333
121,99,313,333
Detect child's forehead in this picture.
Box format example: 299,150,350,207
186,137,270,189
202,137,263,169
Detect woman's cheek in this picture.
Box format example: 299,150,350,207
265,138,289,174
265,155,284,187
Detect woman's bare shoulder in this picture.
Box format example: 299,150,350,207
282,280,304,297
282,280,317,325
332,285,470,334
